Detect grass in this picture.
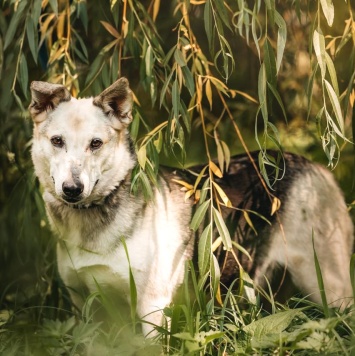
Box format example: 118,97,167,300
0,256,354,355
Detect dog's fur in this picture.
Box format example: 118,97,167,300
30,78,354,335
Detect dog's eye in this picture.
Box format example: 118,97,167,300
50,136,64,148
90,138,103,150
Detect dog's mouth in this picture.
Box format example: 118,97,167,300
62,196,82,204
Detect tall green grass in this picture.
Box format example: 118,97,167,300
1,254,354,355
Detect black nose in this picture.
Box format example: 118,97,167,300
62,181,84,199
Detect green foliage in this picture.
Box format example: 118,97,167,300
1,0,355,354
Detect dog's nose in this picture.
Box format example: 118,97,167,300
62,181,84,198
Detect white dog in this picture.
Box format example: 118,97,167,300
29,78,354,335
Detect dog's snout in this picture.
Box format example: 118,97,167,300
62,181,84,199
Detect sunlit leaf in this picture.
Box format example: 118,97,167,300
324,79,344,134
313,29,326,79
258,63,268,124
274,11,286,74
324,52,339,96
212,181,232,207
213,207,232,251
209,160,223,178
100,21,120,39
206,79,213,110
243,210,257,235
320,0,334,26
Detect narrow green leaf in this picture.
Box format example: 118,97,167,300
174,48,186,67
31,0,42,23
159,69,175,107
313,29,326,79
274,11,286,74
84,54,105,87
252,3,261,60
265,0,275,26
204,0,213,49
26,18,38,64
258,63,268,124
211,254,221,297
172,79,180,120
320,0,334,26
198,178,210,205
312,231,330,318
324,79,344,134
181,65,195,96
324,52,339,96
190,199,210,231
306,64,318,120
263,39,277,86
4,1,27,50
213,207,232,251
179,99,191,134
198,224,212,276
48,0,58,15
267,81,287,123
214,0,232,30
145,45,154,77
163,45,177,67
19,54,28,98
121,238,138,327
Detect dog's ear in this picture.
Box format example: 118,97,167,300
93,77,133,130
29,81,71,123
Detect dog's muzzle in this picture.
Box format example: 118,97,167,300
62,181,84,203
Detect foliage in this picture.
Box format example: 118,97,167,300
0,0,355,354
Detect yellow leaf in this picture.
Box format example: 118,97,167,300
193,165,208,192
221,141,231,171
194,189,201,203
212,181,232,207
57,12,65,39
271,196,281,215
243,211,257,235
185,190,194,202
206,79,213,110
209,161,223,178
171,179,194,191
212,236,222,252
215,284,223,306
232,89,259,104
137,145,146,169
152,0,161,21
100,21,120,39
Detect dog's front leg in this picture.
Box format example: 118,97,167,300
137,296,171,337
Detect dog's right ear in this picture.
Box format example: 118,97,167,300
29,81,71,123
93,77,133,130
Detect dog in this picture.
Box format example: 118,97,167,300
29,78,354,336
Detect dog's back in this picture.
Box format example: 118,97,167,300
187,151,353,306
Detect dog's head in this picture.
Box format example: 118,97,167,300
29,78,136,207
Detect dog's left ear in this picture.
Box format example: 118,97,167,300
93,77,133,130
